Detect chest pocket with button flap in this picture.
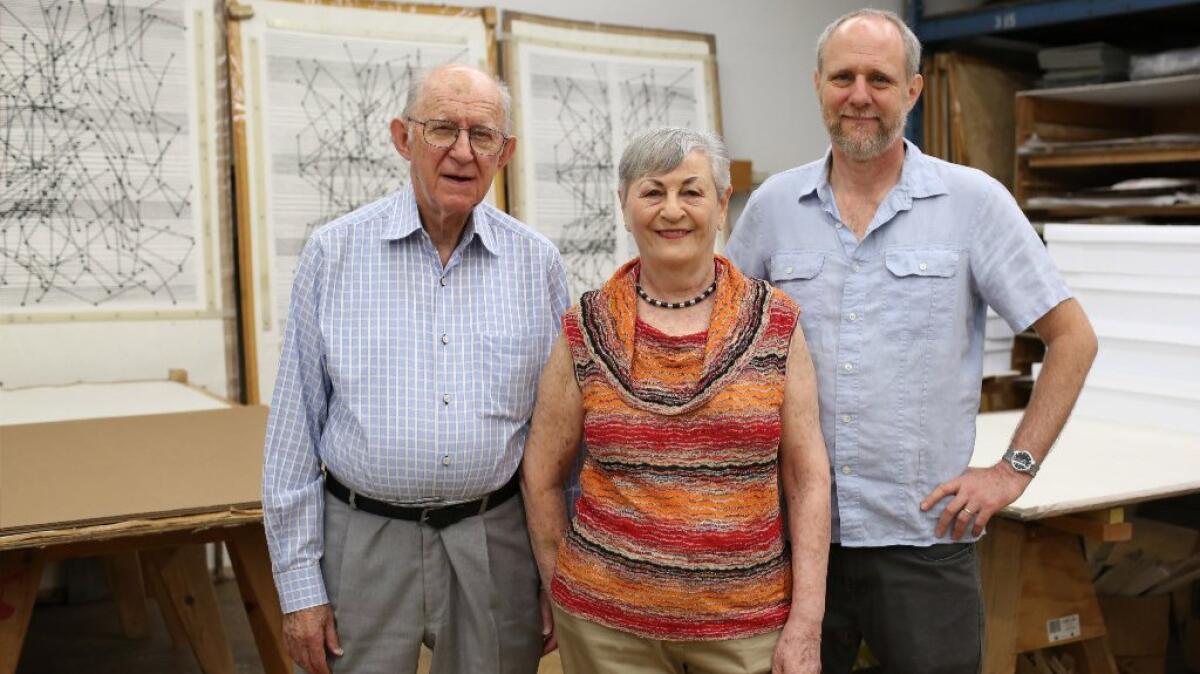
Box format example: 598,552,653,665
882,248,962,341
768,251,828,319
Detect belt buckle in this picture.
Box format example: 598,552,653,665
420,505,457,529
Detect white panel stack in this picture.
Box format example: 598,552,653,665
1044,224,1200,434
984,307,1017,377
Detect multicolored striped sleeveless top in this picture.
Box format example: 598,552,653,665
552,255,801,641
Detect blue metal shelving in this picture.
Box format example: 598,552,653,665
910,0,1199,43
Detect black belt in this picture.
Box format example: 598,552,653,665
322,468,520,529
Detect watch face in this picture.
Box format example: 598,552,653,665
1011,450,1034,472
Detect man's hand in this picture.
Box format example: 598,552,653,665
283,603,343,674
921,463,1031,539
539,589,557,655
771,617,821,674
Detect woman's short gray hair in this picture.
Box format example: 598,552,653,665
618,127,730,198
816,9,921,80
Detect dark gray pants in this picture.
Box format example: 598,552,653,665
820,543,983,674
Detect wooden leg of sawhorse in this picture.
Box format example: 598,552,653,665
981,517,1119,674
226,524,291,674
0,549,45,674
103,552,149,639
141,545,237,674
981,517,1025,674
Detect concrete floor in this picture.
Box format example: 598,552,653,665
18,579,564,674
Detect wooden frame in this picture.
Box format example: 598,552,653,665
501,10,722,299
226,0,498,403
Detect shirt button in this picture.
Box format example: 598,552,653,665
841,414,852,423
852,263,861,273
919,262,928,271
835,222,844,229
440,333,449,345
784,266,794,274
439,277,448,287
442,455,451,466
848,312,858,321
844,362,853,372
841,465,853,475
442,393,451,405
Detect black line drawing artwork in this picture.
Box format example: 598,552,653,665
540,61,701,296
0,0,198,311
549,64,615,296
619,66,698,143
291,44,469,239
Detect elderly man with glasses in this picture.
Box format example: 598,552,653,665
263,63,569,674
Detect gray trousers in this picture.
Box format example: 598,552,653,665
820,543,984,674
320,491,543,674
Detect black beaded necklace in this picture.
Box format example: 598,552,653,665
635,278,717,309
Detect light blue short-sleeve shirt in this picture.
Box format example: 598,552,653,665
726,141,1071,547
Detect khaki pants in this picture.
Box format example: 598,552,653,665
552,603,780,674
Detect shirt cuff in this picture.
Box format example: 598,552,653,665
274,563,329,614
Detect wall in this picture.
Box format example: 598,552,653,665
421,0,901,179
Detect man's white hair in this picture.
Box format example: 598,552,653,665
816,8,922,79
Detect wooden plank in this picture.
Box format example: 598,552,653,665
1015,526,1108,653
141,545,237,674
730,160,753,194
142,554,191,650
1022,205,1200,218
1062,636,1119,674
225,525,290,674
1024,97,1140,132
981,517,1025,674
0,510,262,553
1027,146,1200,168
103,552,150,639
1041,515,1133,543
225,8,260,404
0,549,45,674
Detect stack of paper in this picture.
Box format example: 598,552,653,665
984,308,1016,376
1044,224,1200,433
1037,42,1129,87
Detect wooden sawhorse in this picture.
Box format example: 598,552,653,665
0,511,289,674
981,509,1132,673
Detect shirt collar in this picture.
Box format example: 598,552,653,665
800,139,949,204
380,186,501,256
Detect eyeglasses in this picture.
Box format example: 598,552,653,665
408,118,509,156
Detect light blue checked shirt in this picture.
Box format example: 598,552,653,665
726,141,1071,548
263,187,569,613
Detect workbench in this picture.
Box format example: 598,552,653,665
969,410,1200,673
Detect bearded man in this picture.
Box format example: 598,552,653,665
726,9,1097,673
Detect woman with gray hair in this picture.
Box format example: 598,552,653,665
521,127,830,673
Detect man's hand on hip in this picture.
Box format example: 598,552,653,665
921,463,1031,540
283,603,343,674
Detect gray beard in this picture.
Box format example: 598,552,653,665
830,113,908,161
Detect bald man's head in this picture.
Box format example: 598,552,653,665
402,63,512,133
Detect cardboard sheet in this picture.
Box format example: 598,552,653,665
969,411,1200,520
0,381,267,534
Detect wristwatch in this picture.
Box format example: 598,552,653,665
1002,448,1039,477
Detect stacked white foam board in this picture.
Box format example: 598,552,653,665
1044,224,1200,434
984,307,1017,377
